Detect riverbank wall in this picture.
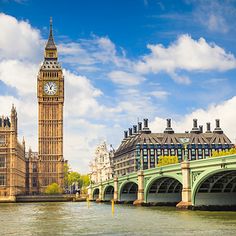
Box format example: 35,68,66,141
0,194,87,203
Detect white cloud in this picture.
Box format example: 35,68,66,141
0,60,38,95
192,0,236,33
150,96,236,143
0,95,37,150
0,13,43,61
59,36,132,69
135,34,236,83
149,90,170,99
108,70,146,86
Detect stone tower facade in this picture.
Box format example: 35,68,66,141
37,18,65,192
0,106,26,201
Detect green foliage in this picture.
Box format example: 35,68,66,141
45,183,62,195
211,148,236,158
68,171,81,186
157,155,179,167
80,175,90,187
63,163,90,192
64,163,70,188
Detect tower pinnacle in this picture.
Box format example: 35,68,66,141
45,17,57,51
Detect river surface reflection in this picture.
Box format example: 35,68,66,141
1,202,236,235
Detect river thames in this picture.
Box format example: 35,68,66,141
1,202,236,235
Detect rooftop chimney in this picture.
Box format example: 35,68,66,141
191,119,200,133
199,125,203,133
144,118,148,128
138,122,142,133
164,118,174,134
206,122,211,133
142,118,151,134
124,131,128,139
128,128,133,136
133,125,137,134
213,119,223,134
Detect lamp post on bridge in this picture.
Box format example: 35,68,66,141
180,138,190,162
177,137,192,209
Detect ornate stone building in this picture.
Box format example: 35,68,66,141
90,142,114,184
25,149,39,195
0,19,66,200
37,18,65,192
0,106,26,201
113,118,234,176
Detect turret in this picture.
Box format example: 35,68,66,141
164,118,174,134
142,118,151,134
213,119,223,134
10,104,17,133
191,119,200,134
206,122,211,133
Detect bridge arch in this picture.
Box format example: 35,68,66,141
92,188,100,200
192,168,236,206
119,181,138,202
103,185,114,201
145,174,182,205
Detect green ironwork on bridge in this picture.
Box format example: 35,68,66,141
89,154,236,208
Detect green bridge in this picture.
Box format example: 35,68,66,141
88,155,236,208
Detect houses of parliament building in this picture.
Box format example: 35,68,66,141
0,19,66,201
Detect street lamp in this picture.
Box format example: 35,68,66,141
179,138,190,162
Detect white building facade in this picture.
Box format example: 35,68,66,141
90,142,114,184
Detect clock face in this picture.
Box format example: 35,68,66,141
44,81,58,95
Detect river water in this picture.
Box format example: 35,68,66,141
1,202,236,235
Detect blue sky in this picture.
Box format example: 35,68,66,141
0,0,236,172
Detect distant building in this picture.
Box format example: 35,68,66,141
0,106,26,201
113,118,234,177
90,142,114,184
25,150,39,195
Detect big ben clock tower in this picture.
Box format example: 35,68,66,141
37,18,65,192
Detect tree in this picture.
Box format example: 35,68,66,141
157,155,179,167
64,163,70,189
68,171,81,186
45,183,62,195
211,148,236,158
79,175,90,194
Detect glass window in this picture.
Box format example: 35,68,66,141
0,174,6,186
164,149,168,155
150,149,154,155
32,177,37,187
143,156,148,163
0,156,6,168
143,149,147,155
171,149,175,155
0,135,5,144
191,149,196,160
136,149,140,156
33,163,37,172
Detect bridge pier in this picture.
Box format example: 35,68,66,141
176,161,192,209
114,176,118,202
88,185,93,200
133,170,144,206
95,184,103,202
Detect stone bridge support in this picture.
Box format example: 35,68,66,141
133,171,144,206
98,184,103,202
114,176,118,202
88,185,92,200
177,161,192,209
